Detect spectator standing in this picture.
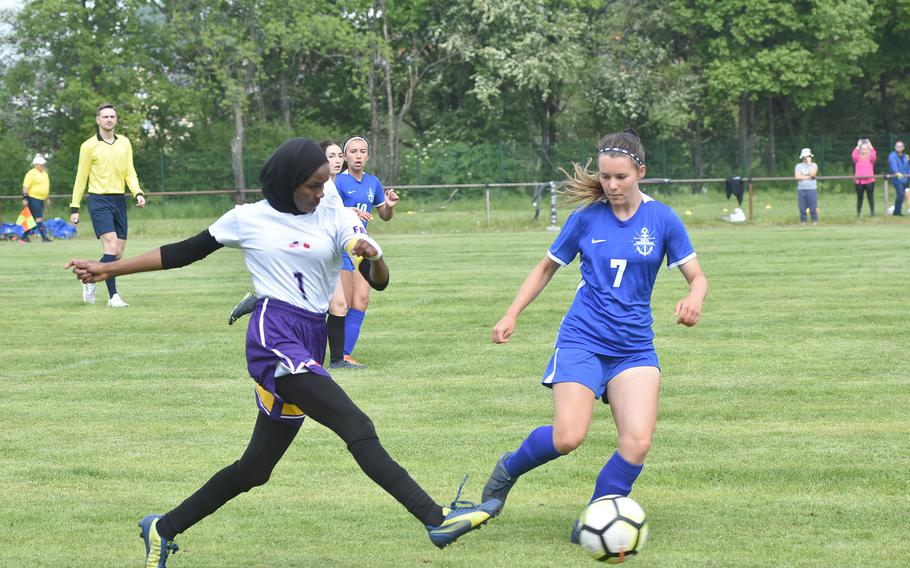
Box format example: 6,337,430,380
852,138,876,218
888,140,910,216
794,148,819,225
21,154,52,242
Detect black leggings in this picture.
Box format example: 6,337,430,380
156,372,443,539
856,182,875,216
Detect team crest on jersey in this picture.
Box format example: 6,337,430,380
632,227,656,256
367,187,375,203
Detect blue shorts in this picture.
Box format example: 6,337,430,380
541,348,660,402
26,197,44,219
245,297,331,427
88,194,129,239
341,251,355,272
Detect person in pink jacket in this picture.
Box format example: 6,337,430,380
852,138,877,218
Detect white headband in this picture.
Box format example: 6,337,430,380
343,136,369,153
598,146,643,166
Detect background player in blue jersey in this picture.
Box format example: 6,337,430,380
334,136,400,367
480,129,708,542
67,138,500,566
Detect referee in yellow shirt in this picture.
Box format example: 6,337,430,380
70,103,146,308
22,154,51,242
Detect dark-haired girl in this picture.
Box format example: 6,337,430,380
67,138,500,567
480,130,707,540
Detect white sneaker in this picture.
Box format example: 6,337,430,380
107,293,129,308
82,283,96,304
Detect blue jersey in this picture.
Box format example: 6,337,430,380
548,195,696,356
336,172,385,227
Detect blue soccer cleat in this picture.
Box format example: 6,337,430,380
481,451,517,507
228,291,258,325
427,477,503,548
139,514,179,568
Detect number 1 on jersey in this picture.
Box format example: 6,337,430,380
610,258,627,288
293,272,307,299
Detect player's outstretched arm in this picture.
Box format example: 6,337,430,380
66,248,163,283
492,256,561,344
674,258,708,327
66,229,223,283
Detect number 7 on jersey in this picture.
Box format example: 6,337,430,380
610,258,627,288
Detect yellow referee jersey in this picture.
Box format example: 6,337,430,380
70,133,143,209
23,168,50,200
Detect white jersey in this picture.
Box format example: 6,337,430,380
322,177,343,209
209,200,364,312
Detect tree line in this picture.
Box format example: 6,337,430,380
0,0,907,197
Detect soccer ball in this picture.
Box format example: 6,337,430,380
576,495,649,563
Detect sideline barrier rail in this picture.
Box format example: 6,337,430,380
3,175,903,225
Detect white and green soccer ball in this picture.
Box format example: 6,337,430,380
577,495,649,563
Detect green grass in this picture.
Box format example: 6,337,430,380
1,210,909,567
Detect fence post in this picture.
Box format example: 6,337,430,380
159,150,165,192
748,182,753,221
485,184,491,225
498,142,505,182
547,181,559,231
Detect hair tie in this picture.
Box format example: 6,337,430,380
598,146,643,166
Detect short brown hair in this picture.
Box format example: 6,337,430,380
96,103,116,115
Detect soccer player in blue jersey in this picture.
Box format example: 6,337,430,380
480,129,708,542
334,136,400,368
67,138,500,567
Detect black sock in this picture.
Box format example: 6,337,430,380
327,314,346,363
100,254,118,297
158,413,296,539
278,372,444,527
348,437,445,527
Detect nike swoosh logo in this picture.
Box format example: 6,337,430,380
347,190,356,194
591,238,606,244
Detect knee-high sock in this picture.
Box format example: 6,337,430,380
504,425,562,477
100,254,118,298
279,372,444,527
344,308,366,356
591,451,644,501
36,221,48,240
327,313,346,363
156,413,298,540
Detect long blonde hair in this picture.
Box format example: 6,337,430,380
561,130,645,206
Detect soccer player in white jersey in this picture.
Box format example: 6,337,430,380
66,138,502,567
229,139,353,368
479,129,708,543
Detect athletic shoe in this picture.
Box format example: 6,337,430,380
228,291,258,325
569,517,581,544
82,283,96,305
139,514,179,568
20,234,30,243
342,355,367,369
107,293,129,308
426,477,503,548
328,359,357,369
481,451,517,507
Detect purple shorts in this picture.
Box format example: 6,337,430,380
246,298,331,426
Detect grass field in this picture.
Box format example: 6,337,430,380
1,203,909,567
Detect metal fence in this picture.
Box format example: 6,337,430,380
5,174,901,227
6,133,908,197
